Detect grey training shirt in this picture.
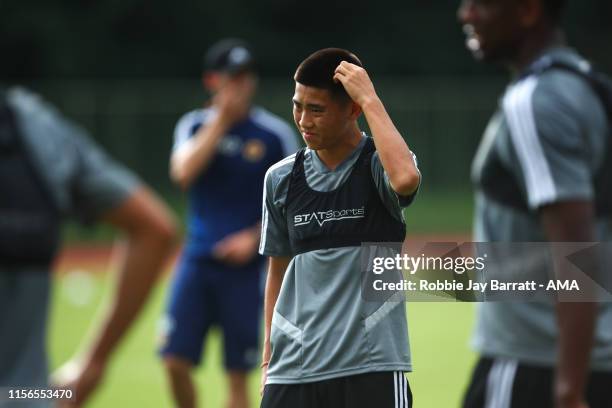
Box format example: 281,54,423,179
471,47,612,369
260,133,420,384
7,87,139,222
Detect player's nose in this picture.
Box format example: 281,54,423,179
298,111,314,129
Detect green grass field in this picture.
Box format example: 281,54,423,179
50,189,476,406
49,270,477,408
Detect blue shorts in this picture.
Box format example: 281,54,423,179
159,253,263,370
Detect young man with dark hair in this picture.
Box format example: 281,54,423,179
259,48,421,407
160,39,298,408
458,1,612,407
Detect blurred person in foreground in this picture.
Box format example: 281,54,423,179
160,39,298,408
458,0,612,407
259,48,420,407
0,87,177,407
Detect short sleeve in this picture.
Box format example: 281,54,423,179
370,151,420,219
259,161,294,257
172,110,206,152
7,87,140,223
502,73,606,209
252,107,301,159
68,130,140,223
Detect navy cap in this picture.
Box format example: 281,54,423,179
203,39,255,75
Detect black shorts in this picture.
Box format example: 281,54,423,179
261,371,412,408
463,357,612,408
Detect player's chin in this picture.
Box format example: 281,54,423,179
303,140,322,150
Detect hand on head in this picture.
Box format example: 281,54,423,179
333,61,377,108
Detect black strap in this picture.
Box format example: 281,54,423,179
523,57,612,119
483,57,612,215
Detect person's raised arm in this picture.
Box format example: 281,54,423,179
170,112,231,190
260,255,291,395
170,78,255,189
333,61,420,197
54,186,177,406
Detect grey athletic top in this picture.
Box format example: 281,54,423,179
260,134,419,384
472,47,612,369
6,87,138,222
0,87,139,391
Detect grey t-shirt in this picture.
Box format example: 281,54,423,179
472,47,612,369
260,134,420,384
6,87,139,223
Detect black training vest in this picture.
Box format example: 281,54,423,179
0,96,60,268
286,138,406,255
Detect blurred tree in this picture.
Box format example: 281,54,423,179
2,0,610,79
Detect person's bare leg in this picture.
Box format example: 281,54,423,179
164,356,197,408
227,370,249,408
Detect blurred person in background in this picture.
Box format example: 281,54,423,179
0,87,177,408
160,38,298,408
458,0,612,407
